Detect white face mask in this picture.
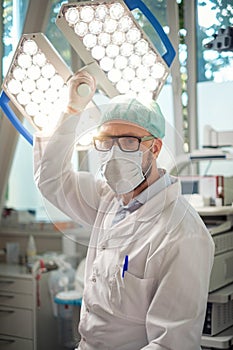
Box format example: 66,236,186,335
100,146,146,194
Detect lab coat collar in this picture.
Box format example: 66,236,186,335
135,176,180,222
115,169,171,208
93,178,181,248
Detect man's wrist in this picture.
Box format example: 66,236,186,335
65,105,83,114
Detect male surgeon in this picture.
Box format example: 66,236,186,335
34,71,215,349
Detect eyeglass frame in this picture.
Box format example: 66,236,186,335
93,135,155,153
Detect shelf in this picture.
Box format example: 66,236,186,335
202,326,233,348
0,226,62,238
197,206,233,216
0,263,32,279
208,283,233,303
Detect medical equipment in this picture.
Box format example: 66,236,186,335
202,327,233,349
173,148,233,347
204,126,233,149
0,32,100,147
168,148,233,176
0,33,72,144
180,181,233,294
203,284,233,337
202,284,233,349
0,0,175,144
204,26,233,52
201,207,233,293
56,0,175,100
54,291,82,349
180,175,233,207
199,203,233,349
77,82,92,97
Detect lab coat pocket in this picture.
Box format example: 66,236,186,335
110,267,155,324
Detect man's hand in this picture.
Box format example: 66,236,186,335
66,70,96,114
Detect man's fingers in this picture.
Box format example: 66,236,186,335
69,70,96,91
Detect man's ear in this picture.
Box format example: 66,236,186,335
152,138,162,158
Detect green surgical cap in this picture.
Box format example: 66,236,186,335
99,96,165,138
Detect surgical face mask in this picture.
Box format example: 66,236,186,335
100,146,147,195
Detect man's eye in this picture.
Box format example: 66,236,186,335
100,139,112,147
127,138,136,144
119,137,138,149
121,137,137,145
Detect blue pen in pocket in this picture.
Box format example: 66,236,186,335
122,255,128,278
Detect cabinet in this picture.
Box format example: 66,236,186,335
0,265,36,349
199,208,233,349
170,152,233,348
0,263,67,350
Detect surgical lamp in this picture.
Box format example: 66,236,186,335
56,0,175,100
0,33,72,145
0,1,175,145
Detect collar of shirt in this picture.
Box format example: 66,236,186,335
135,168,172,205
109,169,172,226
118,168,172,209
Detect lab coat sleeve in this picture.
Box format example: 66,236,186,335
33,113,102,226
141,230,214,350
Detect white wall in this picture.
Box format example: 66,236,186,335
197,81,233,147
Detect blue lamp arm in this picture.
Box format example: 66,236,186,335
0,90,33,146
124,0,176,67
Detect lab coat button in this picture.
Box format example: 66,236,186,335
92,277,96,282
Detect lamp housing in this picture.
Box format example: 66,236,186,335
2,33,72,134
56,0,175,101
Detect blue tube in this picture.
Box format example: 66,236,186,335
0,90,33,146
124,0,176,67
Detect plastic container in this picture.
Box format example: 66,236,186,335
54,290,82,349
48,259,76,317
26,235,37,265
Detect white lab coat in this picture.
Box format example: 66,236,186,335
34,115,215,350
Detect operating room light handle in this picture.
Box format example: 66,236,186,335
124,0,176,67
77,83,92,97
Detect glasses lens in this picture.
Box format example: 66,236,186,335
94,137,113,151
94,136,140,152
118,137,139,151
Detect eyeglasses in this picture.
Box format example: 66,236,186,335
93,135,154,152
